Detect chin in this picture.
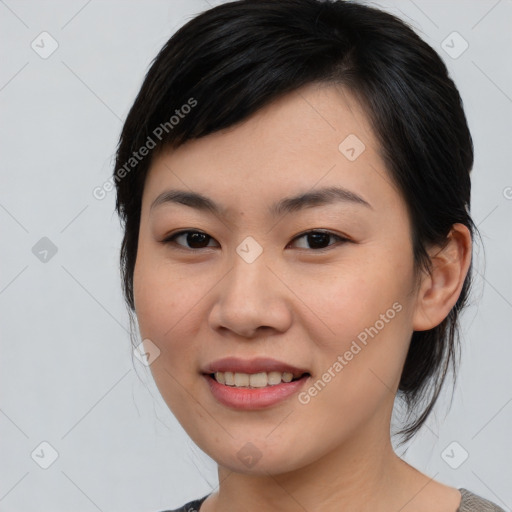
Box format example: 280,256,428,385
196,436,310,475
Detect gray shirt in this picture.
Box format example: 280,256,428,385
162,488,506,512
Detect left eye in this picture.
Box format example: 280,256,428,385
162,230,349,251
288,230,349,250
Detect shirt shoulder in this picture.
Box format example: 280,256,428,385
457,488,506,512
157,489,507,512
157,494,209,512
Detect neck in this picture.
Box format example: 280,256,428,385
206,407,426,512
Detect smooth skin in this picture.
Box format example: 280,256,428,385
133,82,472,512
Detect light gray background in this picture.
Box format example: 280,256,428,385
1,0,511,511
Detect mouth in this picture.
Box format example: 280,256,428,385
206,370,310,388
201,357,311,409
201,356,311,388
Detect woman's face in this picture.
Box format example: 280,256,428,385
133,83,422,474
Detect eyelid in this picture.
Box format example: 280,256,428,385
161,229,351,251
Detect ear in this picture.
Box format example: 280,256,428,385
412,223,472,331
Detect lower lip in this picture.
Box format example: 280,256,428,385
203,374,310,410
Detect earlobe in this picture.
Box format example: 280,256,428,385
412,224,472,331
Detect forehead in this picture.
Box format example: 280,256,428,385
142,82,400,217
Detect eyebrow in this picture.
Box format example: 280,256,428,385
149,185,373,217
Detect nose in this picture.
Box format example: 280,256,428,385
208,252,293,339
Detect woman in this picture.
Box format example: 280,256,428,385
113,1,505,510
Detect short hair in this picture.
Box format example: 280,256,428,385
113,0,479,446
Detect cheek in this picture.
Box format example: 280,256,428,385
133,256,204,415
298,297,410,443
133,252,199,340
133,259,171,341
295,250,413,346
295,250,414,407
132,253,215,394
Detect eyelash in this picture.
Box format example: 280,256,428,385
161,229,351,252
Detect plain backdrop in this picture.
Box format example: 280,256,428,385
1,1,511,511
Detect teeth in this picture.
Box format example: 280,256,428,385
267,371,282,385
234,373,249,387
212,371,300,388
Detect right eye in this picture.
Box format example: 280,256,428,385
161,230,219,250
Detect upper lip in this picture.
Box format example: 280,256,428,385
202,357,310,379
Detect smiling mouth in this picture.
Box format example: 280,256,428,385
208,371,310,388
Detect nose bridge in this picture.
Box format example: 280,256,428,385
230,245,270,300
209,242,292,337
